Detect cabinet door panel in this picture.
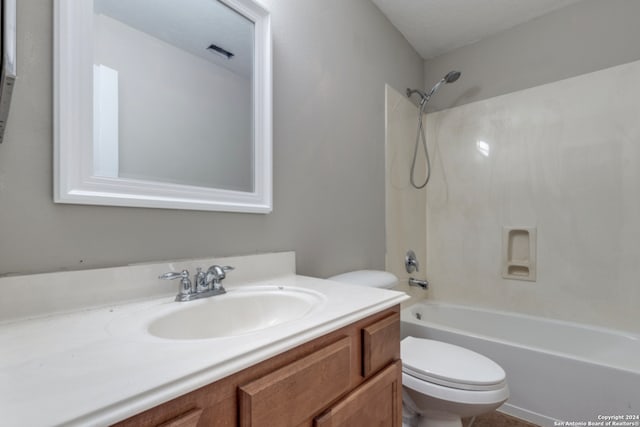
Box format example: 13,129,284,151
362,312,400,377
239,337,352,427
314,360,402,427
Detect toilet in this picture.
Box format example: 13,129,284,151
328,270,509,427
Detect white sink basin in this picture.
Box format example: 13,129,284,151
147,286,325,340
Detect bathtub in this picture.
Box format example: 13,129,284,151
401,302,640,427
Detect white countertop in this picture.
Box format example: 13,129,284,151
0,274,407,427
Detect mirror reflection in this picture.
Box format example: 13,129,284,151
92,0,254,192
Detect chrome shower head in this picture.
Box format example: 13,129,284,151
443,70,461,83
426,70,462,100
406,70,461,107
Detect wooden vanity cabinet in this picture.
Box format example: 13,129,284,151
113,306,401,427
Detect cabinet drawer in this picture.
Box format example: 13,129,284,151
314,360,402,427
362,312,400,377
157,408,203,427
239,337,352,427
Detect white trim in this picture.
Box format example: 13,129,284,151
0,0,17,143
54,0,272,213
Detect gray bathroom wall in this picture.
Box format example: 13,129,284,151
423,0,640,112
0,0,423,277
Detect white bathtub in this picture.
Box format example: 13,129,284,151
401,302,640,427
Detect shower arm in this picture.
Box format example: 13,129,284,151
406,88,427,101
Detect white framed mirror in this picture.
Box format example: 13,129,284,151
54,0,272,213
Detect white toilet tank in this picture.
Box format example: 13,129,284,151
328,270,398,289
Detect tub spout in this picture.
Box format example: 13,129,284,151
408,277,429,290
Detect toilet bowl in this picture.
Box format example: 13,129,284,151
401,336,508,427
328,270,509,427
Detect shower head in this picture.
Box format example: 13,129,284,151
444,70,461,83
406,70,461,107
426,70,462,99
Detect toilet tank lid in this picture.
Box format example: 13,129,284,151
328,270,398,289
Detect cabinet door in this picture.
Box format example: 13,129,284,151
362,312,400,377
239,337,352,427
314,360,402,427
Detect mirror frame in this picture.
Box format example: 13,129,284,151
53,0,272,213
0,0,17,144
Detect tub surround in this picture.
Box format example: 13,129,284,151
0,252,408,426
424,59,640,333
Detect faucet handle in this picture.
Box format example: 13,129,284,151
405,250,419,273
206,265,234,289
159,269,192,298
218,265,235,280
159,270,189,280
207,265,234,277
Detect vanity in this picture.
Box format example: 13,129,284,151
116,306,401,427
0,252,408,426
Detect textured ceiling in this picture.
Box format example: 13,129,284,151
371,0,585,59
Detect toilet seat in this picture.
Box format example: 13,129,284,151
402,371,509,408
401,337,506,391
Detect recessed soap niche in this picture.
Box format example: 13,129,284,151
502,227,537,281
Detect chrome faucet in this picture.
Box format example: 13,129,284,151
405,250,428,290
159,265,235,302
408,277,429,290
